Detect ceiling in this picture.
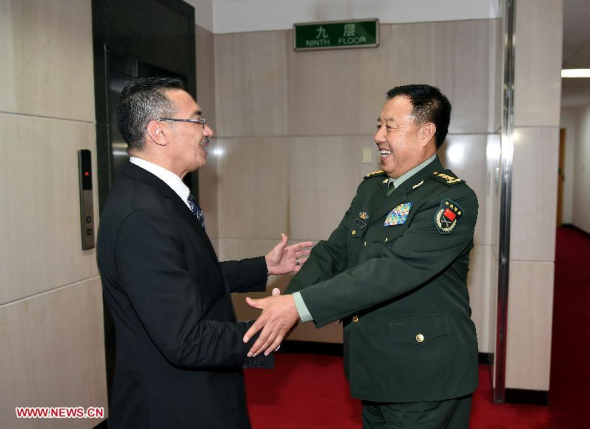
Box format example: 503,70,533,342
562,0,590,107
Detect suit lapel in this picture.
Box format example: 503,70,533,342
122,162,219,262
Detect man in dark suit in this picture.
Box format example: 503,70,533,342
243,85,479,428
97,77,311,429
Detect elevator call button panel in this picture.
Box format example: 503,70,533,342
78,150,95,250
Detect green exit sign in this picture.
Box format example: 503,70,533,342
294,19,379,51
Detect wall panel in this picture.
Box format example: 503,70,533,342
216,137,289,239
510,126,559,262
513,0,563,127
214,30,289,137
0,278,107,428
505,261,554,390
5,0,95,121
0,114,98,305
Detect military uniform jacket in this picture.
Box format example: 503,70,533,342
286,156,479,403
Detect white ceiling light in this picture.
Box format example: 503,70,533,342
561,69,590,78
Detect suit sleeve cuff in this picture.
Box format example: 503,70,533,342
293,292,313,323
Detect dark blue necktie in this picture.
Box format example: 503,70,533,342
187,194,205,229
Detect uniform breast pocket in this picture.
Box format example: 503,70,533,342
346,224,367,266
390,314,450,347
370,226,406,257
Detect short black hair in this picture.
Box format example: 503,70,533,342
115,77,185,152
386,84,452,149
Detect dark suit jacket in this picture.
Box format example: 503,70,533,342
97,162,271,429
286,156,479,403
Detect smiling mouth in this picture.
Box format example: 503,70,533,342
379,149,392,161
199,137,210,149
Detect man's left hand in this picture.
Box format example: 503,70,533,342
243,294,299,356
265,233,313,275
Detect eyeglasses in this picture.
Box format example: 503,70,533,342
158,117,206,128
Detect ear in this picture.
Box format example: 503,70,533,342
420,123,436,147
146,120,168,146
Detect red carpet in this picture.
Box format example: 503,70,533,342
246,227,588,428
546,227,590,428
246,354,361,428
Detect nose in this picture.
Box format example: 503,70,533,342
203,124,214,138
374,126,385,145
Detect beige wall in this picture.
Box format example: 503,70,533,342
504,0,563,392
0,0,107,427
561,104,590,234
198,19,503,348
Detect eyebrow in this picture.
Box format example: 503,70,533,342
377,117,395,123
193,110,202,117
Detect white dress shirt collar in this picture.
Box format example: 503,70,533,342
129,157,191,209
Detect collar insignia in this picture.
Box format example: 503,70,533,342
412,180,425,190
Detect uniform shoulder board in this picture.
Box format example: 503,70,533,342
430,170,464,186
363,170,386,180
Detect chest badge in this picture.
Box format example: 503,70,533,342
353,211,370,229
384,202,412,227
434,199,464,234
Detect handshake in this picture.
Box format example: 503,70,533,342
243,234,314,358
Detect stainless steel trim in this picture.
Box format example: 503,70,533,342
495,0,516,404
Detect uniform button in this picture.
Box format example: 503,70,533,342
416,333,425,343
385,237,388,243
352,316,359,323
363,241,367,247
352,230,356,236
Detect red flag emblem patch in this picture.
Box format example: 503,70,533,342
434,199,464,234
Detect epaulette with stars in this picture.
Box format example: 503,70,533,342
429,170,464,186
363,170,386,180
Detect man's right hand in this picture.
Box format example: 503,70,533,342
243,292,299,357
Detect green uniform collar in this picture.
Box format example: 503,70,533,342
388,154,437,190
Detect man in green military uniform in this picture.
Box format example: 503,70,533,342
244,84,479,428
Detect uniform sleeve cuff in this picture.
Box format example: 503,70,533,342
293,292,313,323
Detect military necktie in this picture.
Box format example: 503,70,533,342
187,194,205,229
386,180,396,196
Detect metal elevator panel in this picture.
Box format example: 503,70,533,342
78,149,95,250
